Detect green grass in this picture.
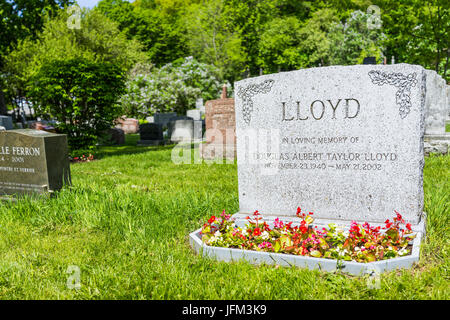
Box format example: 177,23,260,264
0,134,448,299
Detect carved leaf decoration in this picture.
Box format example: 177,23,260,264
237,79,274,124
368,71,417,119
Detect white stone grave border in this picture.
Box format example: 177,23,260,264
189,213,426,276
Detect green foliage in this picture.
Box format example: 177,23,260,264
120,57,223,118
0,137,447,299
374,0,449,79
28,58,126,150
257,16,305,73
96,0,192,66
328,10,387,65
3,8,146,113
0,0,73,67
184,0,248,81
297,9,340,67
93,0,449,82
0,0,74,114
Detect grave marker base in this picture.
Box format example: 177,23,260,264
189,213,426,276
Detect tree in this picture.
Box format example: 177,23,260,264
297,9,339,67
328,10,387,65
184,0,248,81
372,0,448,80
96,0,192,66
0,0,74,115
257,16,305,73
256,10,337,73
120,57,223,118
4,8,147,118
28,58,126,150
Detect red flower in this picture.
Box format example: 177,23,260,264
253,228,261,236
253,210,260,216
296,207,301,216
208,216,216,224
406,223,412,231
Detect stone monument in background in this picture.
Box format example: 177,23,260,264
202,85,236,160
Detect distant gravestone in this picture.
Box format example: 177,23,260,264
169,115,193,121
168,119,201,143
186,109,203,121
116,118,139,134
0,129,71,196
193,120,203,142
362,57,377,65
196,98,205,113
108,128,125,145
202,85,236,159
234,64,427,225
196,98,204,109
447,86,450,120
0,116,13,130
423,70,450,154
424,70,447,135
154,113,177,128
138,123,164,146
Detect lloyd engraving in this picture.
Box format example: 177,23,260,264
282,98,360,121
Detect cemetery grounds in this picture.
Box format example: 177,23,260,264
0,133,448,299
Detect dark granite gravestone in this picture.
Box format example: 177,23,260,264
363,57,377,65
138,123,164,146
169,115,194,122
0,129,71,196
154,113,177,128
0,116,13,130
108,128,125,145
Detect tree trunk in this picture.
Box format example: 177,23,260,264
444,49,449,79
0,84,7,115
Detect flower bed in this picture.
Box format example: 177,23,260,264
200,208,415,263
70,153,95,163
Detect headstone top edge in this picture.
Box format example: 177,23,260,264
234,64,426,87
0,129,65,138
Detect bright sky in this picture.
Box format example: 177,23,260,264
75,0,131,9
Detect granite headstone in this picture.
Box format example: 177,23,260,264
138,123,164,145
0,116,13,130
202,85,236,159
186,109,203,121
0,129,71,196
235,64,427,225
154,113,177,128
108,128,125,145
168,119,195,143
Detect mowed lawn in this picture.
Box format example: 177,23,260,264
0,134,448,299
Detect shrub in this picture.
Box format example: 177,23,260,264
120,57,224,118
28,58,126,150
